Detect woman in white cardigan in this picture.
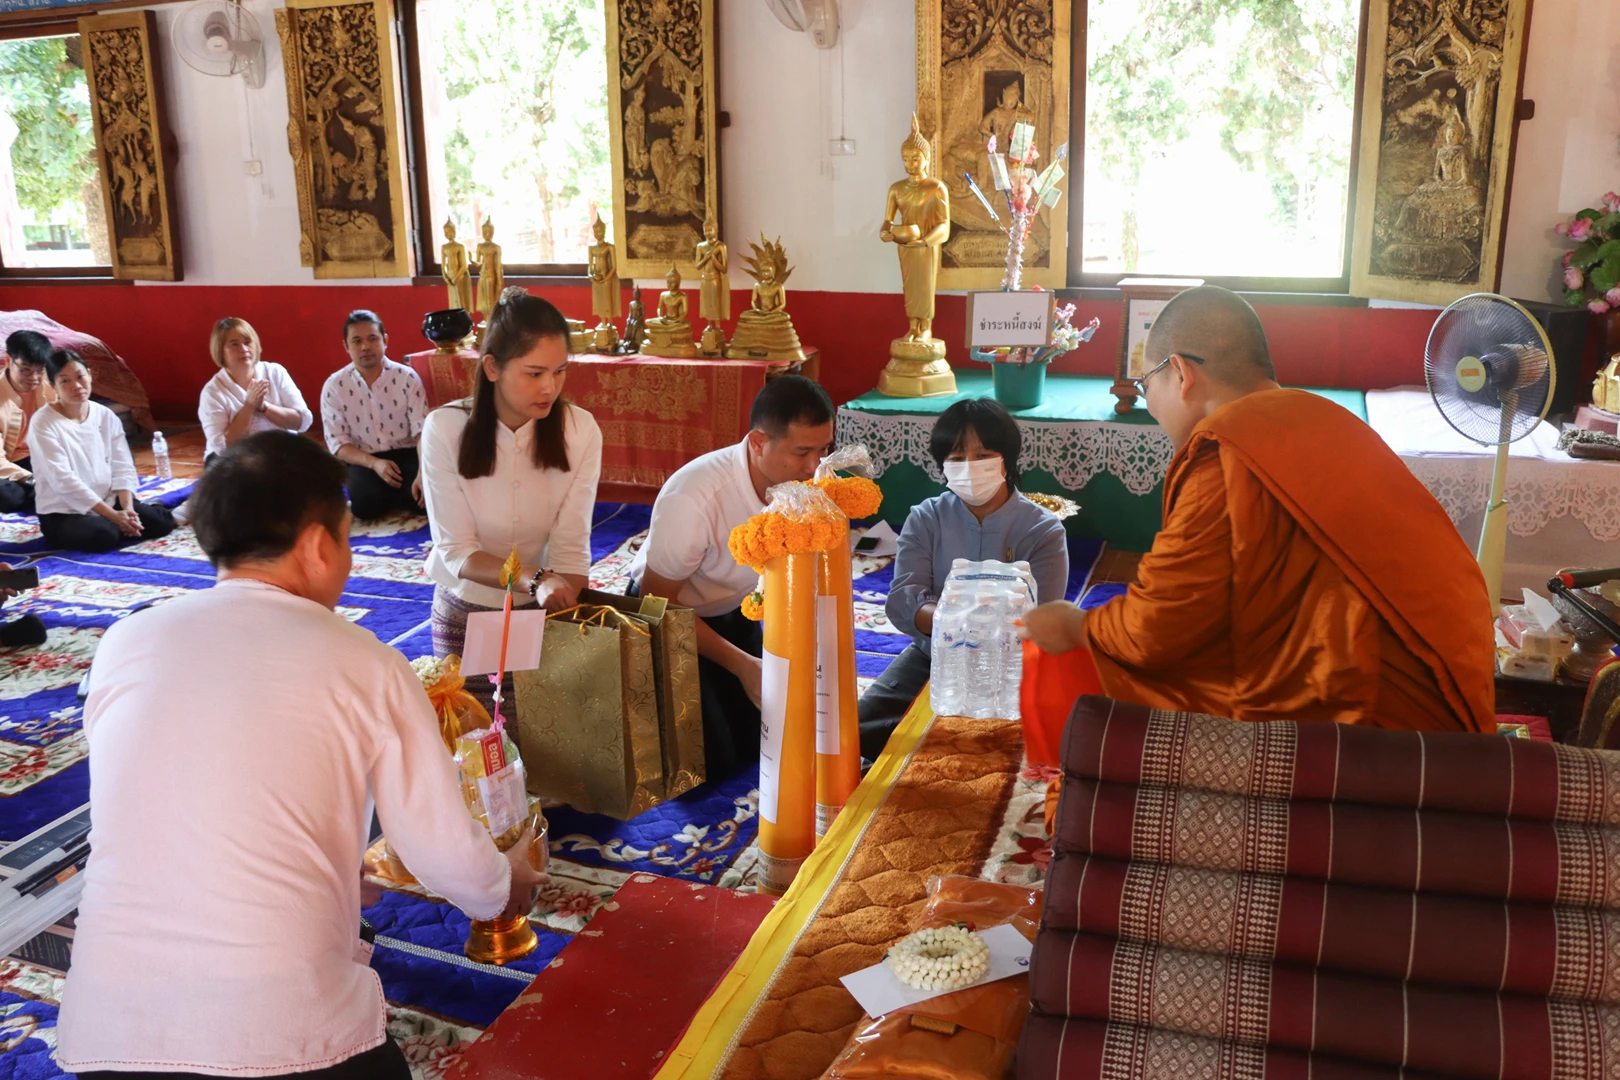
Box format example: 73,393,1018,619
421,287,602,709
32,350,176,552
197,317,312,463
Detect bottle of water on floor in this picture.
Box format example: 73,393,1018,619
929,584,971,716
151,431,171,480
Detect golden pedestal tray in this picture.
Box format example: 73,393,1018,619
465,799,549,966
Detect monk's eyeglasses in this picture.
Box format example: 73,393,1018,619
1133,352,1206,396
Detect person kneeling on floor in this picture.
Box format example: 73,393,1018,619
30,349,176,552
56,431,543,1080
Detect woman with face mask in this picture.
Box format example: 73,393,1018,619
857,398,1069,759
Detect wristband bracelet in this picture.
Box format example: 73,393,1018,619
528,568,546,597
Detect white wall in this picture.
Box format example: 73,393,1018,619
1499,0,1620,301
134,0,1617,297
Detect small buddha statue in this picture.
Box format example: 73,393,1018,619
695,217,729,356
588,214,621,353
617,285,648,355
642,267,696,358
876,114,956,397
1594,354,1620,414
473,218,503,320
441,219,473,312
725,235,804,361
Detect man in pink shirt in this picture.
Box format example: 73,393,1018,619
58,431,542,1080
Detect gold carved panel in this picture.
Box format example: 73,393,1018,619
1350,0,1529,304
78,12,182,281
605,0,719,279
275,0,410,278
917,0,1070,290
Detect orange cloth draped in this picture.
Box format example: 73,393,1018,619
1083,389,1494,733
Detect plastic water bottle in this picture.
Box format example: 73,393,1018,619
963,589,1003,719
997,582,1031,720
151,431,171,480
929,586,970,716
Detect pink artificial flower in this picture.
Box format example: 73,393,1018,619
1564,251,1575,267
1608,288,1620,306
1571,217,1596,242
1605,192,1620,213
1590,300,1611,314
1565,266,1585,289
1556,222,1571,237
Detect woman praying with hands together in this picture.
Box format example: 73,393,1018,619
421,288,602,710
197,318,312,463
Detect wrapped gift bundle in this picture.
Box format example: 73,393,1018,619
580,588,705,799
513,604,665,820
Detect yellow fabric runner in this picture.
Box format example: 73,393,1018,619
652,693,939,1080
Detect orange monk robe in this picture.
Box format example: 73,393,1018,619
1082,388,1495,734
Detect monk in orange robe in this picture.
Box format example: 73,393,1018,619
1023,286,1495,740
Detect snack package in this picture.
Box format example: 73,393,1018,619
821,876,1042,1080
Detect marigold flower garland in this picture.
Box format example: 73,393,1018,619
886,924,990,992
729,477,882,621
812,475,883,521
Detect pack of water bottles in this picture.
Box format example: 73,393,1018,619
929,559,1036,720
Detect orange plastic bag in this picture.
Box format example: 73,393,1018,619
820,876,1042,1079
421,655,492,753
1019,640,1102,767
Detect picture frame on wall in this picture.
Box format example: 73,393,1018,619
1112,278,1202,413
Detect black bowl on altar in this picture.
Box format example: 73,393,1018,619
423,308,474,349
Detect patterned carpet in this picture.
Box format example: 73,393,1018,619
0,485,1099,1080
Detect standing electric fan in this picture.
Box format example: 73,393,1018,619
1424,293,1556,606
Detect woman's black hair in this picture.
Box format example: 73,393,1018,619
456,287,573,479
928,398,1022,492
45,348,88,385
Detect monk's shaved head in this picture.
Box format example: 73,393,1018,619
1145,285,1276,385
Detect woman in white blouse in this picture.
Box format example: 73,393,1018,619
197,317,313,463
421,287,602,705
32,349,176,552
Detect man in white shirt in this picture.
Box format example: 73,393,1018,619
320,310,428,520
629,375,835,776
57,431,542,1080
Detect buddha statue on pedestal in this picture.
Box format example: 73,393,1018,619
617,285,648,355
441,219,473,312
642,267,696,358
726,235,804,361
876,114,956,397
696,217,729,356
588,214,621,353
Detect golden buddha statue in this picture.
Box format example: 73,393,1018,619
726,235,804,361
474,218,503,320
587,214,621,353
441,219,473,311
1594,353,1620,414
877,114,956,397
642,266,696,358
696,216,729,356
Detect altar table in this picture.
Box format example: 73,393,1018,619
838,373,1366,551
1366,388,1620,600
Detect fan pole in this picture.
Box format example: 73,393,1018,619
1476,426,1511,610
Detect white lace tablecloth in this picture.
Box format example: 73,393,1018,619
835,407,1175,495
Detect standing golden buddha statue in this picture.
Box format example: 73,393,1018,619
441,219,473,312
726,236,804,361
588,215,621,353
474,218,504,320
696,217,729,356
642,266,697,357
877,115,956,397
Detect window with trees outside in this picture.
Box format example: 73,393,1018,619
409,0,612,273
1081,0,1364,284
0,31,109,272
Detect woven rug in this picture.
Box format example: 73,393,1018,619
0,487,1096,1079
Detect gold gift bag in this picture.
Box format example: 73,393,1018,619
580,588,706,799
512,605,664,820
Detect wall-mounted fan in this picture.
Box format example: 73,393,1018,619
764,0,840,48
172,0,265,89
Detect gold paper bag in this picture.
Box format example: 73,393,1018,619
512,606,663,820
581,589,706,799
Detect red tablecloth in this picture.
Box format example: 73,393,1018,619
567,354,781,490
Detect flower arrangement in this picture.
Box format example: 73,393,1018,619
812,474,883,521
730,479,866,621
961,122,1067,291
728,511,846,571
970,303,1101,367
1554,191,1620,313
410,653,491,752
740,586,765,621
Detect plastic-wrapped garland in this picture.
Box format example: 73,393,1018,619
885,923,990,992
812,444,883,521
728,481,846,571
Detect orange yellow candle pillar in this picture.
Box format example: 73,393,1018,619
815,519,862,836
757,549,819,895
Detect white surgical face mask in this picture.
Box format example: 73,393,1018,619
943,456,1005,506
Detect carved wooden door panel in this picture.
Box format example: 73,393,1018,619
77,11,182,282
276,0,411,278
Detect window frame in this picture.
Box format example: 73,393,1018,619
397,0,590,284
1063,0,1374,294
0,16,118,279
